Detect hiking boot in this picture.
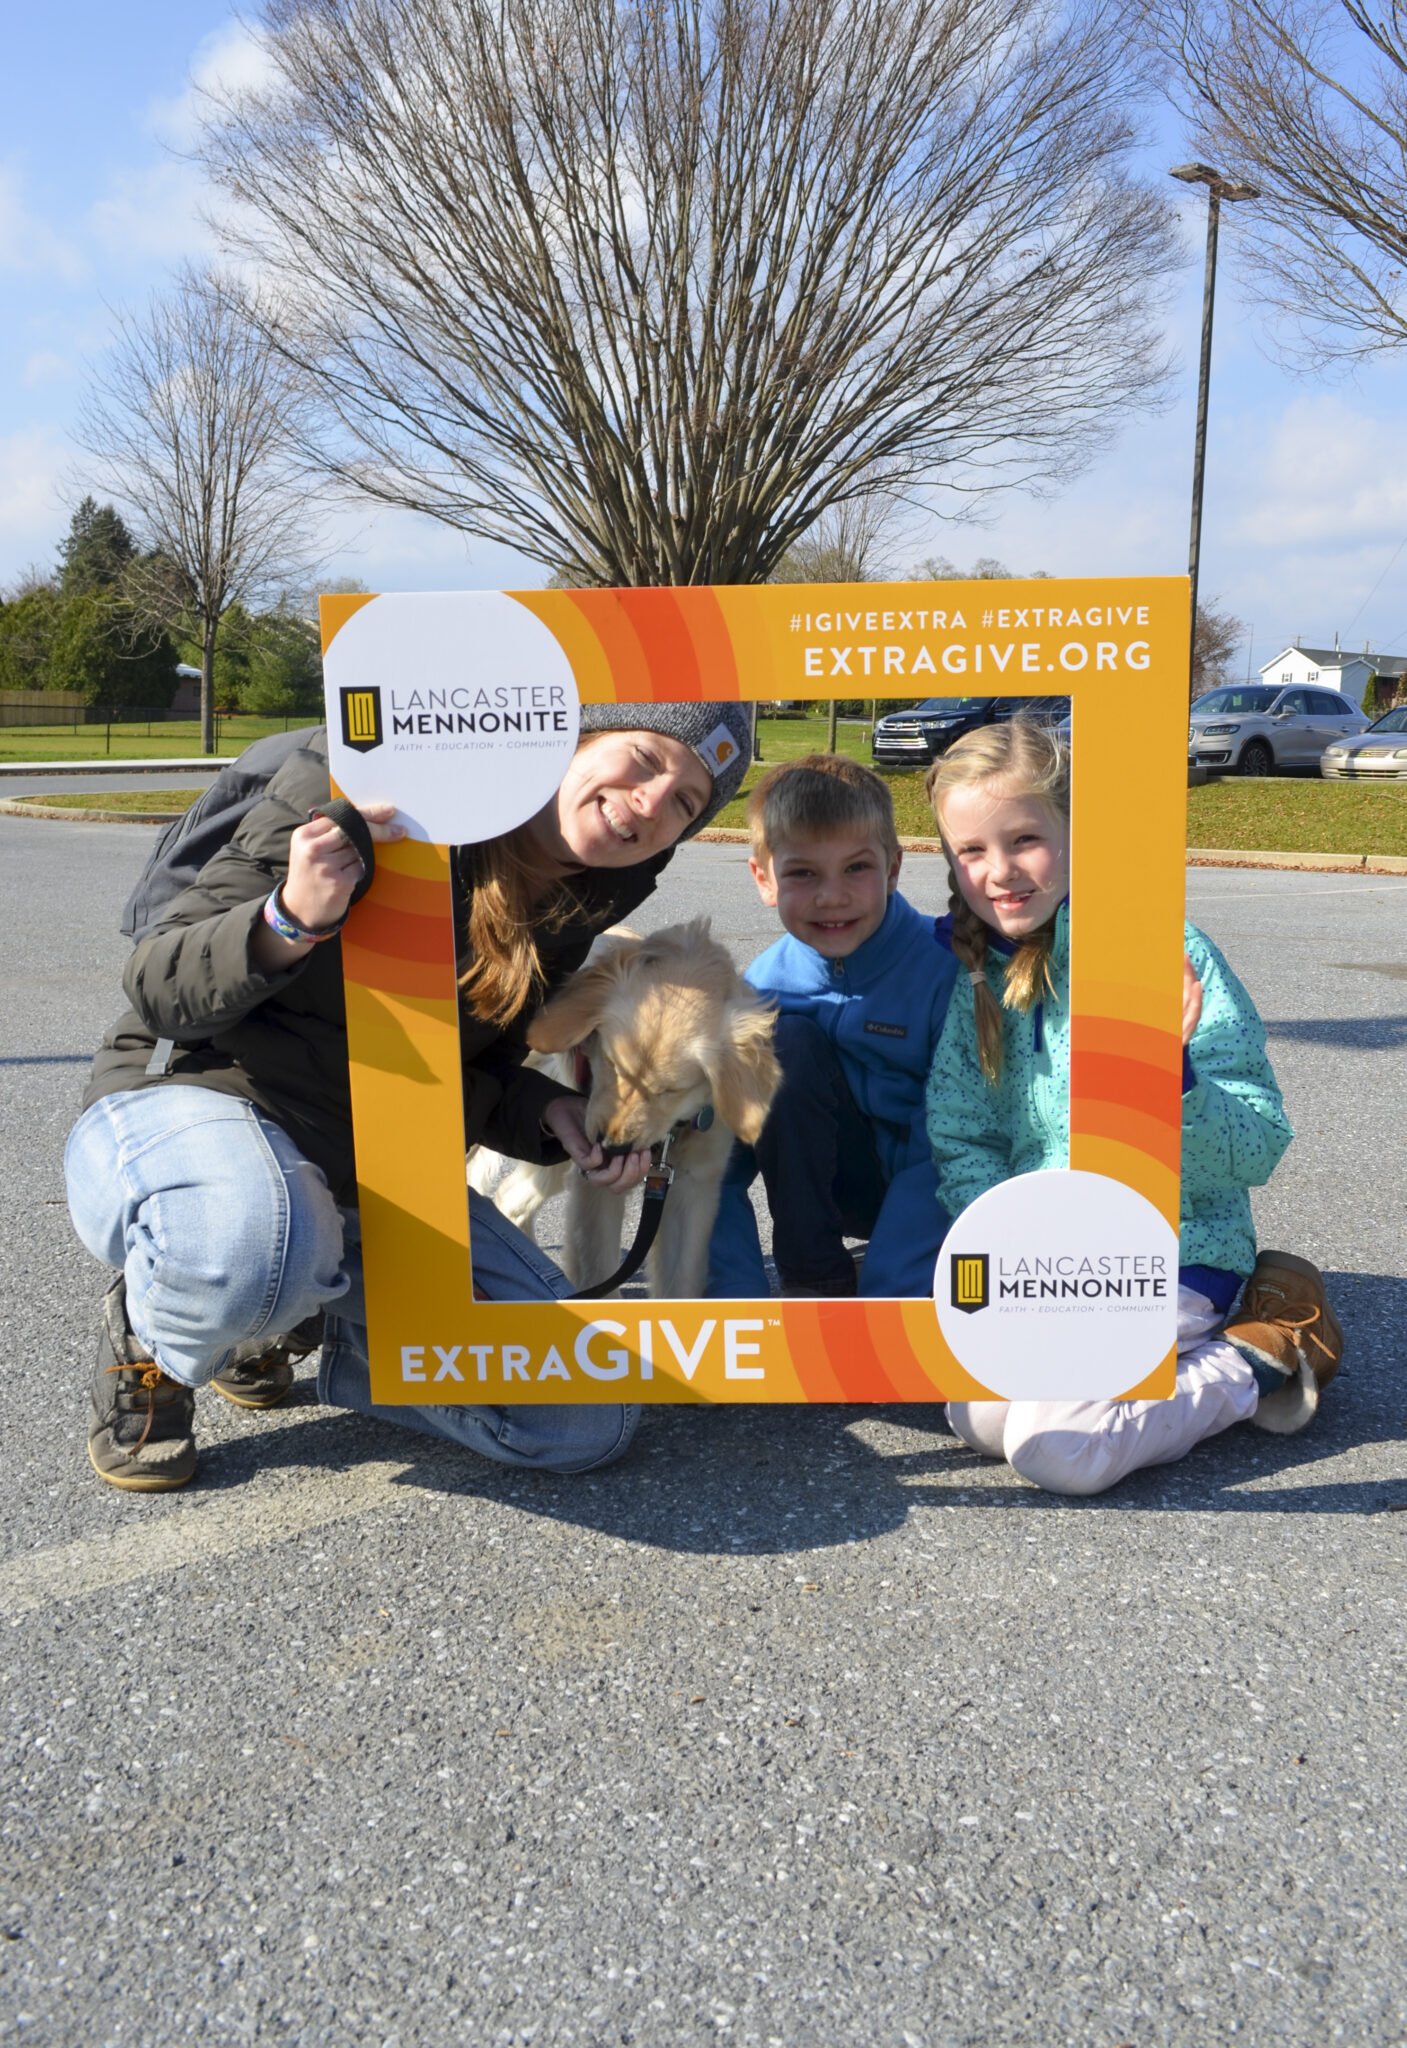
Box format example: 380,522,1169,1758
208,1313,324,1410
1224,1251,1343,1436
89,1279,197,1491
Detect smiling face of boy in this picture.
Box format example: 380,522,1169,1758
750,831,902,959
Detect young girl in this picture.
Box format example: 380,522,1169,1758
924,718,1341,1497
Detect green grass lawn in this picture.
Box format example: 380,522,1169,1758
15,790,196,814
0,714,308,764
0,711,878,767
1186,777,1407,856
710,715,926,831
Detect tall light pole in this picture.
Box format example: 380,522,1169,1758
1170,163,1259,698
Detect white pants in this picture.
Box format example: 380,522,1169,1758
946,1286,1258,1497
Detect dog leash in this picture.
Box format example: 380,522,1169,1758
566,1108,715,1300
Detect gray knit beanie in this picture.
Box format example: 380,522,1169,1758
578,700,751,834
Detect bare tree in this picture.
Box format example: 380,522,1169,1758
910,554,1052,578
772,500,898,588
77,266,316,751
200,0,1178,586
0,564,57,604
1192,596,1248,699
1156,1,1407,366
771,500,899,749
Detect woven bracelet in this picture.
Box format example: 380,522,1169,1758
263,885,346,946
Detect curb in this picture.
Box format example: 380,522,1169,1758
0,799,186,825
0,758,219,778
1186,847,1407,877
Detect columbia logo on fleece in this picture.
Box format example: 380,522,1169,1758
864,1021,907,1038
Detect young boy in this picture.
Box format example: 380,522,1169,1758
706,755,957,1298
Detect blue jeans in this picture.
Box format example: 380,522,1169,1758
706,1012,952,1300
65,1086,640,1474
754,1013,890,1293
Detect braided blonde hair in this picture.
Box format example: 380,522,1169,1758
925,719,1070,1083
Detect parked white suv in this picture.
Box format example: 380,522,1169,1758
1188,684,1368,776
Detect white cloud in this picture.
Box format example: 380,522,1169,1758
0,428,71,584
85,20,274,271
23,351,71,387
87,159,220,267
951,371,1407,662
0,164,86,284
317,501,546,593
146,20,277,152
905,406,1191,585
1234,395,1407,547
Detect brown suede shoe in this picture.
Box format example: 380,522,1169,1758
88,1278,197,1490
209,1314,324,1410
1224,1251,1343,1435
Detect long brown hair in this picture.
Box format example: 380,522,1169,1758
457,826,585,1027
925,719,1070,1084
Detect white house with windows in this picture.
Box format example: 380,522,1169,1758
1258,642,1407,710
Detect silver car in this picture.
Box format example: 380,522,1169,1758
1188,683,1368,776
1321,705,1407,779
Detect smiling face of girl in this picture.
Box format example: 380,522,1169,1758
938,779,1069,940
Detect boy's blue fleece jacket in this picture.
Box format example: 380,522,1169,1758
707,891,958,1298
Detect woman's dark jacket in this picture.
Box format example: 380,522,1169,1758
82,730,672,1201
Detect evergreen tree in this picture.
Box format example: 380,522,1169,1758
0,588,62,692
59,498,137,597
48,594,178,709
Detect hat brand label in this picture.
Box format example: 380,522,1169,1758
697,723,740,776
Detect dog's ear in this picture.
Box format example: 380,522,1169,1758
705,1002,782,1144
528,953,629,1052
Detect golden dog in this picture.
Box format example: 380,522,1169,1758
471,921,779,1298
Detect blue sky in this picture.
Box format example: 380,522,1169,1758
7,7,1407,676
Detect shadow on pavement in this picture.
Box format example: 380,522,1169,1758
1264,1012,1407,1050
186,1272,1405,1550
0,1053,93,1067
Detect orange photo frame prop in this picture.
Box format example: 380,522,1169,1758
321,577,1189,1408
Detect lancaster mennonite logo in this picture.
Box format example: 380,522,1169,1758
950,1253,990,1315
340,686,384,753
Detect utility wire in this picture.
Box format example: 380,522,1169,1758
1343,532,1407,645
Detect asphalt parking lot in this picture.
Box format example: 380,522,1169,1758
2,813,1404,2048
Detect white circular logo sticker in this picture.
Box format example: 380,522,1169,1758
935,1169,1179,1401
323,592,580,843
